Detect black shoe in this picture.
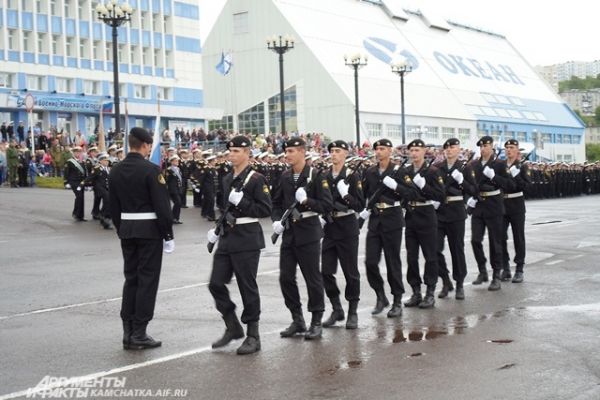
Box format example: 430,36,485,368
346,301,358,330
488,278,502,291
75,217,87,222
403,292,422,308
280,313,306,338
455,287,465,300
322,309,345,328
181,205,189,209
173,220,183,225
501,269,512,282
371,292,390,315
472,272,489,285
237,322,260,355
122,320,132,349
387,297,403,318
212,313,245,348
305,312,323,340
438,278,454,298
92,214,100,220
512,271,524,283
206,216,216,222
127,322,162,350
419,287,436,309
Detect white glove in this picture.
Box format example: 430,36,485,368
382,176,398,191
228,189,244,206
76,186,82,192
432,200,441,210
413,173,426,189
336,180,350,198
467,197,478,208
509,165,520,178
272,220,285,235
359,209,371,220
163,239,175,253
319,216,326,228
451,169,464,184
483,166,495,179
194,188,200,193
65,183,71,189
295,187,307,204
207,228,219,244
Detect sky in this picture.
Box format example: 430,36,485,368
199,0,597,67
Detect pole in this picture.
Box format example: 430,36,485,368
354,65,360,147
29,111,35,154
278,52,286,135
111,24,122,152
400,72,406,145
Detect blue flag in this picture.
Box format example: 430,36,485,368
216,51,233,75
149,102,162,166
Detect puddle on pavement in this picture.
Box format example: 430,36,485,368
324,359,364,375
498,363,517,370
407,352,425,358
487,339,514,344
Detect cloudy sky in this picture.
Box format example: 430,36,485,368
200,0,597,67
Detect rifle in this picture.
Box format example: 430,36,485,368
271,172,315,245
358,164,401,229
207,170,254,253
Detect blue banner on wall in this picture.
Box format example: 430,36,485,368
9,94,113,113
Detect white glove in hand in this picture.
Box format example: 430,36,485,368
163,239,175,253
76,186,82,192
194,188,200,193
509,165,520,178
272,220,285,235
382,176,398,191
319,216,326,228
207,228,219,244
65,183,71,189
466,197,478,208
359,209,371,220
483,166,495,179
413,173,426,189
295,187,307,204
432,200,441,210
228,189,244,206
451,169,464,184
336,180,350,198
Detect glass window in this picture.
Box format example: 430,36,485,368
441,126,455,139
239,102,265,135
93,41,101,59
8,30,18,51
27,75,46,90
50,0,57,14
55,78,73,93
365,123,382,137
457,128,470,142
208,116,234,132
0,73,15,88
66,37,74,56
517,132,527,142
268,86,297,133
387,124,401,138
23,31,32,52
233,12,249,34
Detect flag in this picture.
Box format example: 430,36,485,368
215,51,233,75
150,100,162,166
98,100,106,152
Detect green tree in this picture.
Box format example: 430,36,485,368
586,143,600,162
595,106,600,125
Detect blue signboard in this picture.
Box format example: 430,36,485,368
10,95,113,113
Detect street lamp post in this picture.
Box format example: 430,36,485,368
267,35,295,135
96,1,133,151
344,53,368,148
391,59,413,145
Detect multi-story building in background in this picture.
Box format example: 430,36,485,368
536,60,600,91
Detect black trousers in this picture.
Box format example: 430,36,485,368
98,189,110,219
193,188,202,207
201,192,215,218
70,185,84,219
209,250,261,323
120,238,163,324
180,178,188,207
406,222,439,288
92,190,101,216
279,241,325,314
321,235,360,302
437,219,467,284
169,191,181,220
471,214,504,273
502,213,526,272
365,228,404,296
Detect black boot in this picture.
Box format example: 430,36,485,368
501,268,512,282
419,286,436,309
387,296,403,318
212,312,245,348
512,268,524,283
455,282,465,300
488,271,502,291
346,301,358,330
472,270,489,285
100,217,113,230
237,322,261,355
128,322,162,350
280,311,307,337
122,320,132,349
322,297,345,328
438,276,454,298
371,291,390,315
305,312,323,340
403,287,422,308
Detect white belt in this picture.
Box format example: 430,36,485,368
480,189,501,197
375,201,401,209
408,200,433,207
235,217,259,224
504,191,524,199
332,210,356,218
300,211,319,218
121,212,157,220
446,196,464,202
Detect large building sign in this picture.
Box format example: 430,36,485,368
8,94,113,113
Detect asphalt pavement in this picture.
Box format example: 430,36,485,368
0,187,599,400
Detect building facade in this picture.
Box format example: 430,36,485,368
0,0,220,139
560,89,600,116
202,0,586,162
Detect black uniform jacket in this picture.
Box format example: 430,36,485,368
504,160,532,216
323,166,365,241
109,152,174,241
216,166,272,253
166,166,183,196
433,159,477,223
464,156,516,218
64,157,86,187
85,164,109,195
362,162,419,233
272,165,333,247
404,162,446,230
